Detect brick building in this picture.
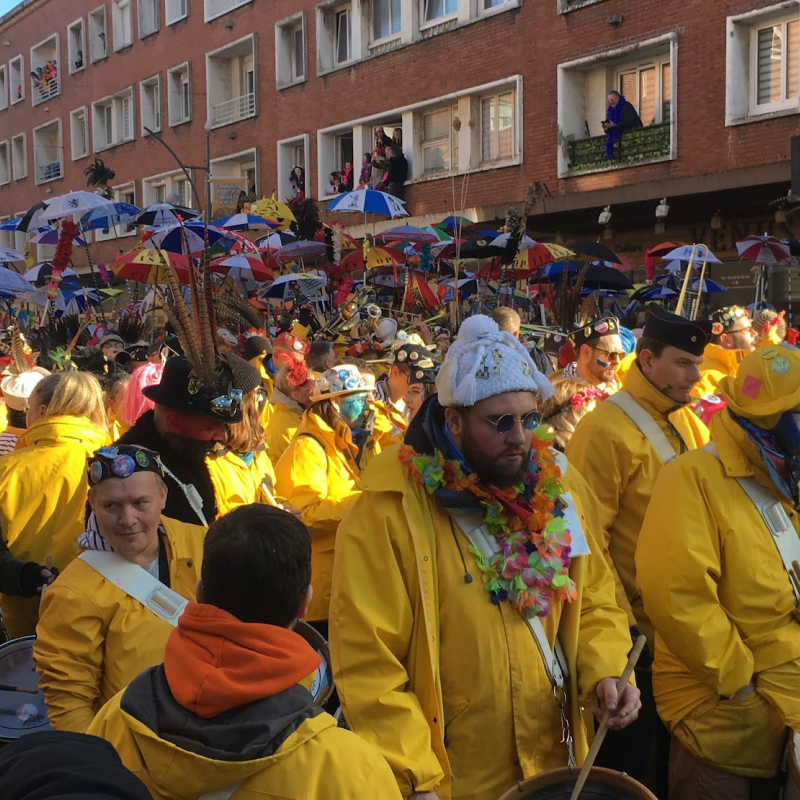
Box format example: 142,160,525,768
0,0,797,306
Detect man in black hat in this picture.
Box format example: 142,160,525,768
563,315,624,395
372,342,434,414
566,305,713,795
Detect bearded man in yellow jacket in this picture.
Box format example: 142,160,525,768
34,444,204,734
330,315,639,800
695,305,756,398
637,344,800,800
565,304,713,794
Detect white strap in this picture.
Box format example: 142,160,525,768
158,460,208,527
704,442,800,603
199,785,242,800
606,390,677,465
79,550,189,626
448,508,569,690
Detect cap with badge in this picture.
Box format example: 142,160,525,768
407,352,439,386
87,444,165,486
710,306,748,337
642,305,713,357
569,316,620,350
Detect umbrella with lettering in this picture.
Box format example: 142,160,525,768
735,235,792,266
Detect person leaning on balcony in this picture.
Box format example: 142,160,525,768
602,90,643,159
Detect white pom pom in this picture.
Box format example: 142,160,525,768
458,315,498,344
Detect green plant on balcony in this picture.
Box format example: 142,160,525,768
568,124,671,173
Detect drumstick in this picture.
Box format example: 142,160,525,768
261,480,279,507
568,635,647,800
791,561,800,598
38,556,53,611
0,684,38,694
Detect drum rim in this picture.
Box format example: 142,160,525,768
0,633,50,741
294,621,334,708
496,766,659,800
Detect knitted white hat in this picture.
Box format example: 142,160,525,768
436,315,553,408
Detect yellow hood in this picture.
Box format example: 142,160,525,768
16,414,109,450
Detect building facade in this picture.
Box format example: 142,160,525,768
0,0,797,307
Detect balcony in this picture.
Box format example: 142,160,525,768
567,123,671,175
211,92,256,127
37,162,62,182
31,71,59,102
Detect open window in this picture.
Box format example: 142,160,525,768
0,66,7,111
9,55,23,104
33,119,64,184
68,19,86,74
167,62,191,126
140,75,162,133
0,142,9,185
92,87,135,151
275,12,306,89
11,133,27,180
70,107,89,160
89,7,108,63
30,34,60,106
207,35,256,128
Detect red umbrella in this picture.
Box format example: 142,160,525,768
209,255,272,282
736,235,792,265
645,241,687,259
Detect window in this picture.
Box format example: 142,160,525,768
0,66,6,111
292,23,305,80
166,0,188,25
168,63,191,125
33,119,63,184
335,132,353,171
617,56,672,126
70,107,89,159
753,17,799,111
154,183,166,203
67,19,86,73
89,6,108,63
30,35,60,106
335,8,352,64
138,0,159,38
11,133,27,180
421,106,458,174
140,75,162,133
275,13,306,88
9,55,23,104
207,35,257,128
481,91,514,163
205,0,251,23
112,183,138,234
422,0,457,23
0,142,9,185
277,136,309,202
373,0,401,41
483,0,509,7
112,0,133,51
143,170,199,208
92,87,135,150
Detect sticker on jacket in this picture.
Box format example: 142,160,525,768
559,492,591,557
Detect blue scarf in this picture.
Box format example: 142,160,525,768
606,96,627,159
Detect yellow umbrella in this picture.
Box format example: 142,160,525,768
251,198,296,231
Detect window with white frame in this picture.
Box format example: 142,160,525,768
68,19,86,73
617,58,671,126
112,0,133,51
420,105,458,174
89,6,108,63
422,0,457,24
113,183,138,234
33,119,63,184
154,183,166,203
275,13,306,87
92,87,135,150
372,0,401,41
483,0,511,8
140,75,162,133
277,136,309,202
205,0,252,23
143,170,195,207
0,142,9,185
207,35,256,128
138,0,159,38
480,90,515,164
30,35,60,106
168,63,191,125
11,133,27,180
335,7,353,64
9,55,23,104
70,107,89,159
752,16,799,112
557,0,607,13
166,0,189,25
0,66,7,111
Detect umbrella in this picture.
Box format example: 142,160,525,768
536,261,633,290
340,247,405,272
325,190,408,219
28,229,86,246
438,277,480,301
24,263,77,282
435,216,473,232
260,273,326,301
257,231,297,251
210,229,260,257
16,202,50,233
110,249,191,284
41,191,114,222
376,225,440,245
273,240,328,266
490,233,538,251
0,268,34,293
79,202,141,231
249,198,296,230
0,219,22,231
640,286,678,300
143,222,237,255
646,241,686,259
213,213,280,231
569,241,621,263
661,244,722,264
735,235,792,265
537,260,584,278
580,288,628,298
691,277,726,293
526,243,575,268
0,247,25,263
209,255,272,282
134,203,200,227
421,226,453,243
451,232,496,259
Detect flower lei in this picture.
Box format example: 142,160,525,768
400,429,577,619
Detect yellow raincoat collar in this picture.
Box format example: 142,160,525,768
621,361,685,418
301,410,359,465
16,415,109,450
703,342,746,375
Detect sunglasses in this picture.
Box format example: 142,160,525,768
592,346,625,360
475,410,542,434
211,388,244,417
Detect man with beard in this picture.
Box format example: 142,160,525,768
330,315,638,800
695,305,757,398
560,316,624,396
565,305,713,795
115,354,249,525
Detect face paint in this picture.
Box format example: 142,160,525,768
596,358,610,369
339,393,368,424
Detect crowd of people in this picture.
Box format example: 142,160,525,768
0,294,796,800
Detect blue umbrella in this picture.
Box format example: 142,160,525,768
213,213,279,231
0,268,34,294
143,222,237,255
661,244,722,264
692,277,726,293
640,286,678,300
0,219,22,231
580,288,627,298
80,202,141,231
325,189,408,219
537,260,585,277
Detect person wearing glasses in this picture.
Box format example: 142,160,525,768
566,305,714,796
695,305,757,399
330,315,638,800
561,315,625,397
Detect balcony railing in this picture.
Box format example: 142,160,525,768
568,123,671,174
32,73,59,102
211,92,255,126
37,161,62,182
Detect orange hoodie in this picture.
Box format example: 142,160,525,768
164,603,321,719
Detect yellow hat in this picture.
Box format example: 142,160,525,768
718,342,800,429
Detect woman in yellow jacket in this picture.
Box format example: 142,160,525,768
266,364,314,464
0,371,110,639
274,365,368,627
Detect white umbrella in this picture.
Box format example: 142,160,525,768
325,189,408,219
261,273,326,301
0,247,26,263
0,268,35,293
42,191,115,222
489,233,538,251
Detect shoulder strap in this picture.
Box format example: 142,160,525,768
606,390,677,465
704,442,800,602
79,550,189,626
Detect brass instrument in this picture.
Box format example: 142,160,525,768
407,310,448,331
518,323,555,337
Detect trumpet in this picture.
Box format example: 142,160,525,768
323,301,361,335
518,323,555,336
407,311,448,330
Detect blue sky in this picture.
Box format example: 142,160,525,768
0,0,20,16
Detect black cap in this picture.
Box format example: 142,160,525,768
642,305,713,357
142,356,244,423
393,344,434,367
569,316,620,349
241,335,271,362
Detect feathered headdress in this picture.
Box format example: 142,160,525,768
500,207,522,267
216,293,266,333
0,324,31,375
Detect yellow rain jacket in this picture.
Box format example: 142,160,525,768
206,446,277,516
695,342,745,398
636,346,800,778
265,389,304,464
0,415,110,639
274,411,361,621
330,447,632,800
34,516,204,734
260,364,275,429
566,363,709,643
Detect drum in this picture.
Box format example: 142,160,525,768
295,621,335,709
497,767,657,800
787,731,800,800
0,636,50,742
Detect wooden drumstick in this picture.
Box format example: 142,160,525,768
791,561,800,599
261,479,279,507
569,635,647,800
0,684,38,694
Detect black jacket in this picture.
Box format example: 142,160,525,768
616,102,643,132
387,154,408,184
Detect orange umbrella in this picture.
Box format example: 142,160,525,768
340,246,405,272
110,249,190,284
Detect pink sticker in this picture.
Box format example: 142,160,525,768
741,374,763,400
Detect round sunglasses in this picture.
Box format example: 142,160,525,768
475,410,542,434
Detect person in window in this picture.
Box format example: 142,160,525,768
385,145,408,200
357,152,371,190
392,127,403,149
327,171,343,196
75,50,84,69
602,90,642,160
235,177,257,213
341,161,353,192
